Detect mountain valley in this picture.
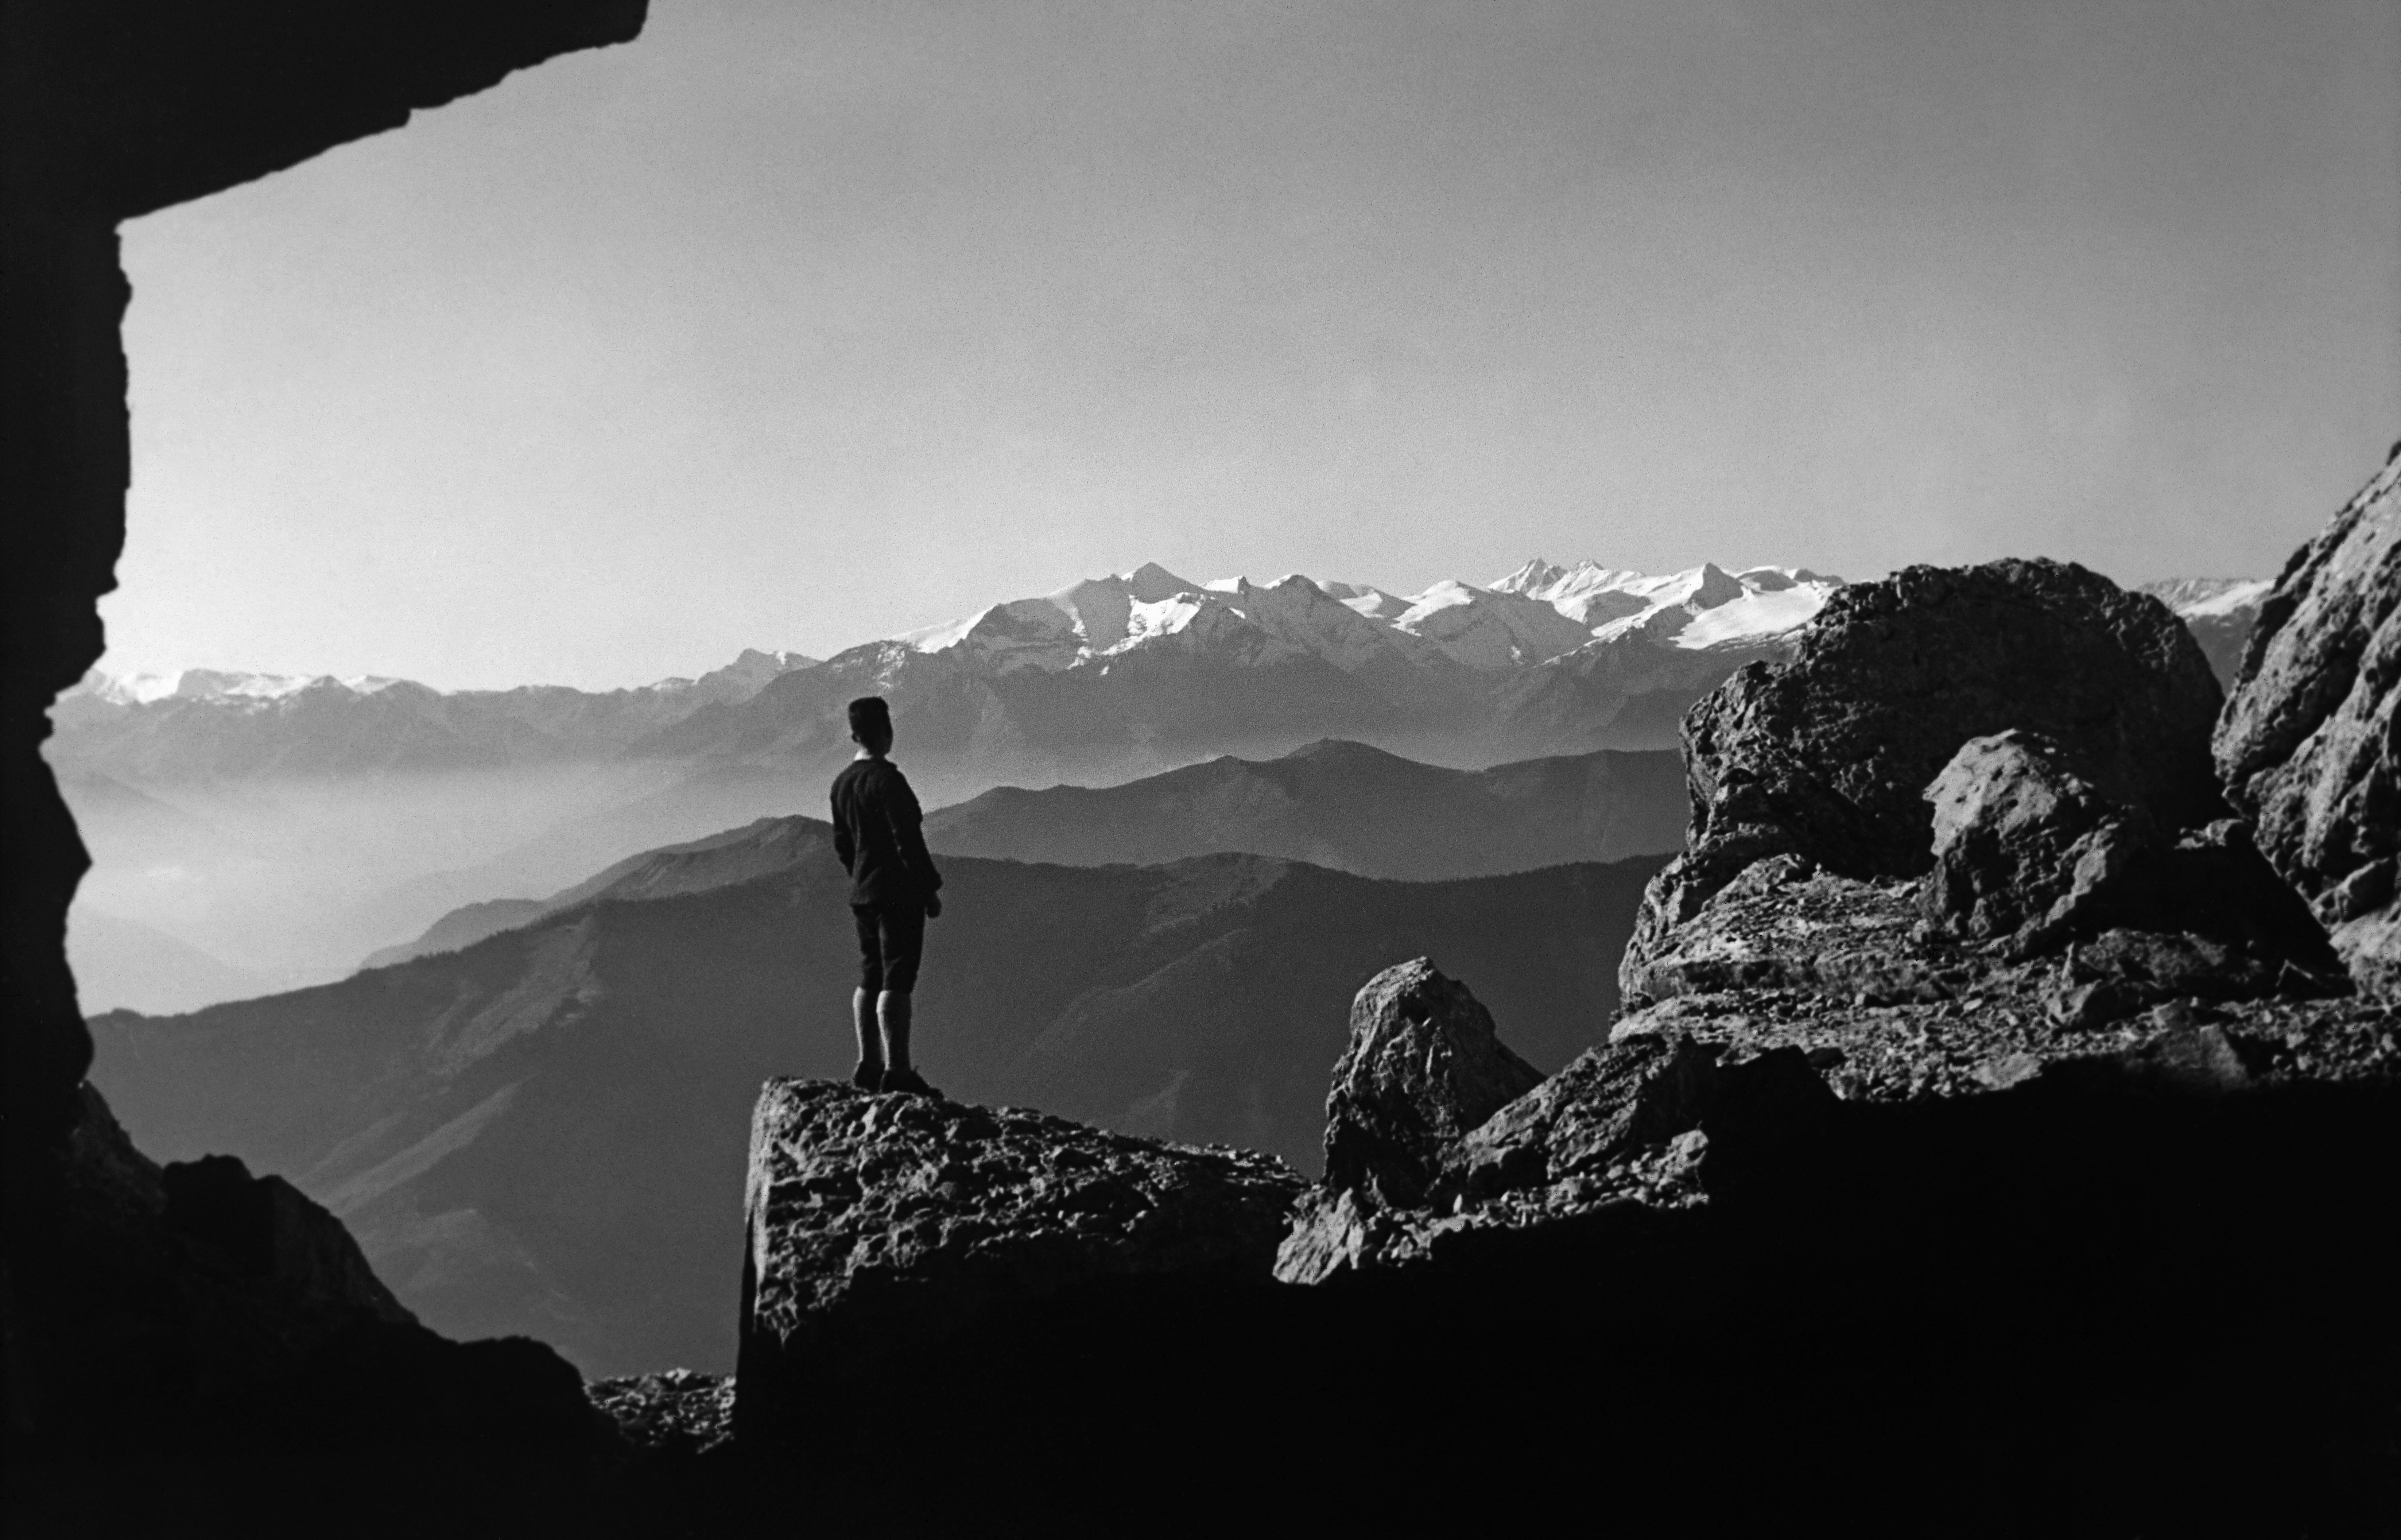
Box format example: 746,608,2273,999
86,818,1663,1375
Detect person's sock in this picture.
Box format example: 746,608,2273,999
878,990,913,1074
852,987,883,1074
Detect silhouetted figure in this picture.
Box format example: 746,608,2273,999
830,695,945,1096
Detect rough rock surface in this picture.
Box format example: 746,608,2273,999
588,1370,735,1457
735,1078,1302,1437
1912,732,2339,978
2216,444,2401,995
1279,1030,1730,1283
1280,949,2393,1272
1624,558,2224,982
1286,550,2388,1289
1319,958,1544,1205
1919,729,2153,945
1620,556,2343,1017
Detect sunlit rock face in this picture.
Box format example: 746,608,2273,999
1314,957,1543,1207
2216,445,2401,997
1919,728,2153,943
1621,556,2226,990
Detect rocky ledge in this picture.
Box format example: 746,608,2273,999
734,1078,1302,1444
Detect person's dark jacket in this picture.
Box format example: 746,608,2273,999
830,756,944,908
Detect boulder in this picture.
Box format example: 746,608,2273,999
1920,729,2153,946
2215,445,2401,995
1438,1033,1718,1205
1625,558,2224,994
1276,968,1843,1284
1915,735,2339,982
1318,958,1545,1205
734,1078,1302,1439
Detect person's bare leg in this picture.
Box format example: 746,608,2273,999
877,990,912,1074
852,987,883,1086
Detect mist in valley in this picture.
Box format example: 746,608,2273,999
57,761,714,1009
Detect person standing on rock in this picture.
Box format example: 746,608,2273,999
830,695,945,1097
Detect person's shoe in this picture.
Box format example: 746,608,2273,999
850,1060,885,1091
879,1066,940,1098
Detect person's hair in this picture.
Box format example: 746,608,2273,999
847,696,892,738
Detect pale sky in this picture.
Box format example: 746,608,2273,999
106,0,2401,691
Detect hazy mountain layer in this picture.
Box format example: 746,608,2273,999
66,908,268,1016
922,738,1687,877
87,819,1663,1376
362,816,833,968
363,740,1689,970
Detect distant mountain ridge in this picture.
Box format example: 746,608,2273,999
359,816,834,969
56,565,2262,788
922,737,1688,878
53,559,1837,787
50,648,823,779
358,739,1690,971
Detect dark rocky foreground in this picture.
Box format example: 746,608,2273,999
713,488,2401,1533
4,6,657,1537
706,998,2396,1532
4,1086,637,1535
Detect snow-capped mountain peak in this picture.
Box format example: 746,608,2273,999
647,648,819,702
1320,581,1407,622
66,558,1850,738
2140,577,2273,620
1490,557,1572,596
86,669,410,705
81,671,185,706
887,558,1845,679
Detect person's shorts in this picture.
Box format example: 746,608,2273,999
853,902,927,995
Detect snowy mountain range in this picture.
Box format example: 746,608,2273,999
891,558,1837,678
51,559,1843,787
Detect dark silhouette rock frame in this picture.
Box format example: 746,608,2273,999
4,5,651,1532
